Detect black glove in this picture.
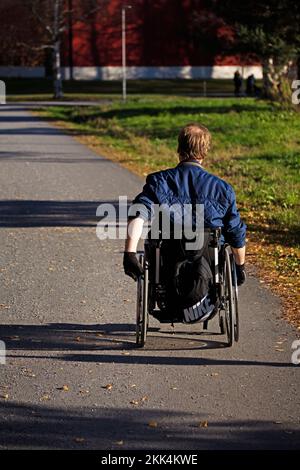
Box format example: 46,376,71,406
236,263,246,286
123,252,144,281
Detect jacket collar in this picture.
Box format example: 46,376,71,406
177,159,203,168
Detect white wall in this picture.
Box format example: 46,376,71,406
0,65,263,80
64,65,263,80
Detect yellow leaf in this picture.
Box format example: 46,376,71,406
199,421,208,428
57,385,69,391
148,421,158,428
102,383,113,390
130,400,139,405
40,394,50,401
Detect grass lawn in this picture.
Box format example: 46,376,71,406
37,96,300,327
4,78,257,101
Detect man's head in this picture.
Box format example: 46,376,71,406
177,123,211,163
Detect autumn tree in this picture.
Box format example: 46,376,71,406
191,0,300,100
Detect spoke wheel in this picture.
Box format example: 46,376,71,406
136,255,148,347
224,247,234,347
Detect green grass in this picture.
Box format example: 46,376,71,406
3,78,258,101
40,96,300,246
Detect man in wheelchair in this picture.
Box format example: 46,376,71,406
123,123,246,326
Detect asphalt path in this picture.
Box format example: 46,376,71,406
0,104,299,450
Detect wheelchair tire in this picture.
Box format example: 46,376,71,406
136,254,149,347
224,246,235,347
230,253,239,343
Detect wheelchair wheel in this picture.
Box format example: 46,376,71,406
223,246,235,347
136,254,149,347
230,253,239,342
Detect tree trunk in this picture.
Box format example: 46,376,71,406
262,57,292,102
262,57,279,99
53,40,63,99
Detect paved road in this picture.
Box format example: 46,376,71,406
0,105,299,450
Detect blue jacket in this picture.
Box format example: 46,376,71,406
131,161,246,248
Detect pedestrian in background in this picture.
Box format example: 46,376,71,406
234,70,243,96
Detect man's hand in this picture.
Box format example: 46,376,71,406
123,252,144,281
235,263,246,286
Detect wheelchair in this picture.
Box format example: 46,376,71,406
136,228,239,348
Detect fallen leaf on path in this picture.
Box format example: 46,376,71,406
74,437,85,443
122,351,130,356
130,400,139,406
1,394,9,400
75,336,81,342
40,395,50,401
141,396,149,402
102,383,113,390
198,421,208,428
57,385,69,391
148,421,158,428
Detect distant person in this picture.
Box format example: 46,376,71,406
246,74,255,96
233,70,243,96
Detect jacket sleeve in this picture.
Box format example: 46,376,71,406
223,188,246,248
128,174,158,221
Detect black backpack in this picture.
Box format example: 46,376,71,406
173,254,213,309
162,237,216,322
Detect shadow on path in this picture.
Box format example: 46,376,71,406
0,200,128,227
0,400,298,450
2,322,295,367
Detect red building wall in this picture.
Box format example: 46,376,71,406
68,0,251,67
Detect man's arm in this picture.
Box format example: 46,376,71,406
232,246,246,266
223,187,247,285
123,217,145,281
123,174,158,281
125,217,144,252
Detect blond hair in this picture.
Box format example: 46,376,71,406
177,123,211,161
